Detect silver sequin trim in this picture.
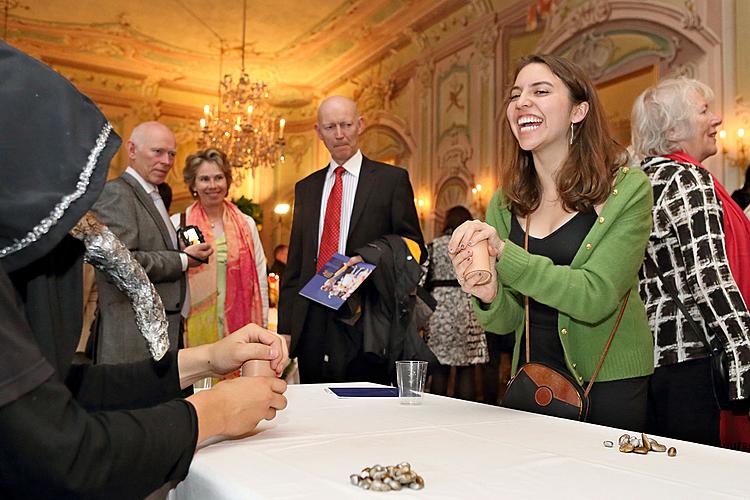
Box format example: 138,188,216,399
0,123,113,259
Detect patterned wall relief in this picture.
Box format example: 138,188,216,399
96,111,128,179
434,176,471,230
360,124,410,167
536,0,717,88
537,0,612,48
352,69,397,114
436,63,470,144
283,134,314,173
560,30,676,82
437,128,473,185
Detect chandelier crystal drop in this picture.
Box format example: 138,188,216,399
197,0,285,181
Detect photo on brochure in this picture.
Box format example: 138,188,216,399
299,252,375,310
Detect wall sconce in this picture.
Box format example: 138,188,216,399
718,128,748,167
471,183,486,214
413,196,428,222
272,202,291,246
273,203,290,216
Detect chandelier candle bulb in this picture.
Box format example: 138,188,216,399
279,118,286,139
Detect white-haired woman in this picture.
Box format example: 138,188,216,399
632,77,750,446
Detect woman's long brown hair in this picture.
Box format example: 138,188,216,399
500,54,626,216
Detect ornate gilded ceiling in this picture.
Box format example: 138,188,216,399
4,0,468,109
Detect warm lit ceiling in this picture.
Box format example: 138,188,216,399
5,0,468,108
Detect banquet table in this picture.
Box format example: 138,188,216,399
171,383,750,499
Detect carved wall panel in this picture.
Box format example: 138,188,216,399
436,63,471,144
532,0,726,180
434,176,471,231
360,125,410,167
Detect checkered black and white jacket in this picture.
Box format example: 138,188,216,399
638,156,750,401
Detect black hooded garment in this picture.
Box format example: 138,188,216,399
0,41,197,499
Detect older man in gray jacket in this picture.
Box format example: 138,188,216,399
92,121,212,364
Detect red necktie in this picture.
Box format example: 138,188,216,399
317,166,346,271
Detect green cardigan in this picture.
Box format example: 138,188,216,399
473,166,655,384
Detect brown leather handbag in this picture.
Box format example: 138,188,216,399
501,216,630,421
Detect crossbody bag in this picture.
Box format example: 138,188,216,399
501,216,630,421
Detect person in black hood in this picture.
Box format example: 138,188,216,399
0,41,288,499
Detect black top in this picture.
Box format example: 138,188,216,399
0,238,197,499
731,189,750,210
269,259,286,278
0,42,197,499
509,211,597,372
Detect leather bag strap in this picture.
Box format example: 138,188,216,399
584,290,630,396
522,215,630,395
524,218,531,364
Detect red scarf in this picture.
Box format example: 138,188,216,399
665,152,750,301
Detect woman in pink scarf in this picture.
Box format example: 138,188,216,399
174,149,268,379
632,77,750,448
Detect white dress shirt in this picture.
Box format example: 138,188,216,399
317,149,362,255
125,166,189,316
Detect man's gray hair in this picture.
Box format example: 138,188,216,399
631,77,714,159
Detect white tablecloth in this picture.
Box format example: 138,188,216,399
171,383,750,499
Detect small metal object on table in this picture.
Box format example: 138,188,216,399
350,462,424,492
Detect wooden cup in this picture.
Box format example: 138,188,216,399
241,360,276,377
463,239,492,286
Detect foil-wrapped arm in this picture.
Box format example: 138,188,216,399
69,213,169,360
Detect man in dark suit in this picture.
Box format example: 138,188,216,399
278,96,425,383
92,121,213,364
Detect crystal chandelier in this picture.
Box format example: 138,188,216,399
198,0,285,180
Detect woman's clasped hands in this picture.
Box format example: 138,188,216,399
447,220,504,304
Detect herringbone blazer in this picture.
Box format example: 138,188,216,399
91,172,185,364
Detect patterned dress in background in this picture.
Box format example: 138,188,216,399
424,234,488,366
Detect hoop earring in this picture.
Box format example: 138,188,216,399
569,122,574,145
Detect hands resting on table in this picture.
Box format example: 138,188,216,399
179,323,290,444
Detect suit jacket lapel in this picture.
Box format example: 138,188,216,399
121,172,175,249
347,156,377,241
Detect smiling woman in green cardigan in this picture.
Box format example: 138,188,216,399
449,54,654,430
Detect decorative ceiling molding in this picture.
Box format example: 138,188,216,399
5,0,477,105
313,0,468,92
539,0,613,49
537,0,719,55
